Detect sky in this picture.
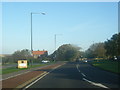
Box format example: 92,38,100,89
2,1,118,55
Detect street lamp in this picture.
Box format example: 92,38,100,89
30,12,45,66
31,12,46,55
54,34,62,51
54,34,62,61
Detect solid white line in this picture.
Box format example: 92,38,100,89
83,78,109,88
23,63,65,89
23,72,49,89
1,71,30,81
2,63,65,81
81,73,86,77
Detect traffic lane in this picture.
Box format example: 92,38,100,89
77,61,119,88
27,62,100,88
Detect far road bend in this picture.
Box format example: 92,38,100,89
24,61,119,88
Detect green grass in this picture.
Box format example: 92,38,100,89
1,62,56,75
1,67,27,74
91,60,120,74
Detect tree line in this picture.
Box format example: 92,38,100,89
83,32,120,60
51,33,120,61
2,33,120,64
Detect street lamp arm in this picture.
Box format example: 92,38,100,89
31,12,46,15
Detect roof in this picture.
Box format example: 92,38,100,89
32,51,47,55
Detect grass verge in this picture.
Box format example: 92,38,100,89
91,60,120,74
1,62,56,75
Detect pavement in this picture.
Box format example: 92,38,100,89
1,62,65,89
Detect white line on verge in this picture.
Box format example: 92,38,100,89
83,78,109,88
1,71,30,81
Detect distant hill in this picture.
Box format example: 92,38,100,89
0,54,11,57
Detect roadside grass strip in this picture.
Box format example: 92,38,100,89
91,60,120,74
2,63,65,88
1,62,55,75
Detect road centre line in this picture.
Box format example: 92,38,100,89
76,64,81,72
76,64,86,77
81,73,86,77
83,78,109,88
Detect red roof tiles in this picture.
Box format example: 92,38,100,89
32,51,47,55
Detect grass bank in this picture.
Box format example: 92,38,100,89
1,62,56,75
91,60,120,74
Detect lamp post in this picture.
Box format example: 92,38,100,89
54,34,62,61
30,12,45,66
31,12,45,55
54,34,62,51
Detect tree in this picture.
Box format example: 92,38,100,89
84,42,106,59
12,49,31,62
52,44,81,61
104,33,120,59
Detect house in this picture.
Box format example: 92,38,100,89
32,50,48,59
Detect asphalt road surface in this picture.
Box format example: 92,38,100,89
24,61,119,88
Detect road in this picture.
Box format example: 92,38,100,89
24,61,119,88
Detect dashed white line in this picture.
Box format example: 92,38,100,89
83,78,109,88
76,64,109,88
81,73,86,77
76,64,81,72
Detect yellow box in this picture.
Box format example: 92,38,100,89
18,60,27,68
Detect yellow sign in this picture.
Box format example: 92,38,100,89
18,60,27,68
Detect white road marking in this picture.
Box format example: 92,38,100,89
1,71,30,81
81,73,86,77
2,63,65,81
76,64,81,72
23,63,65,89
23,72,49,89
83,78,109,88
